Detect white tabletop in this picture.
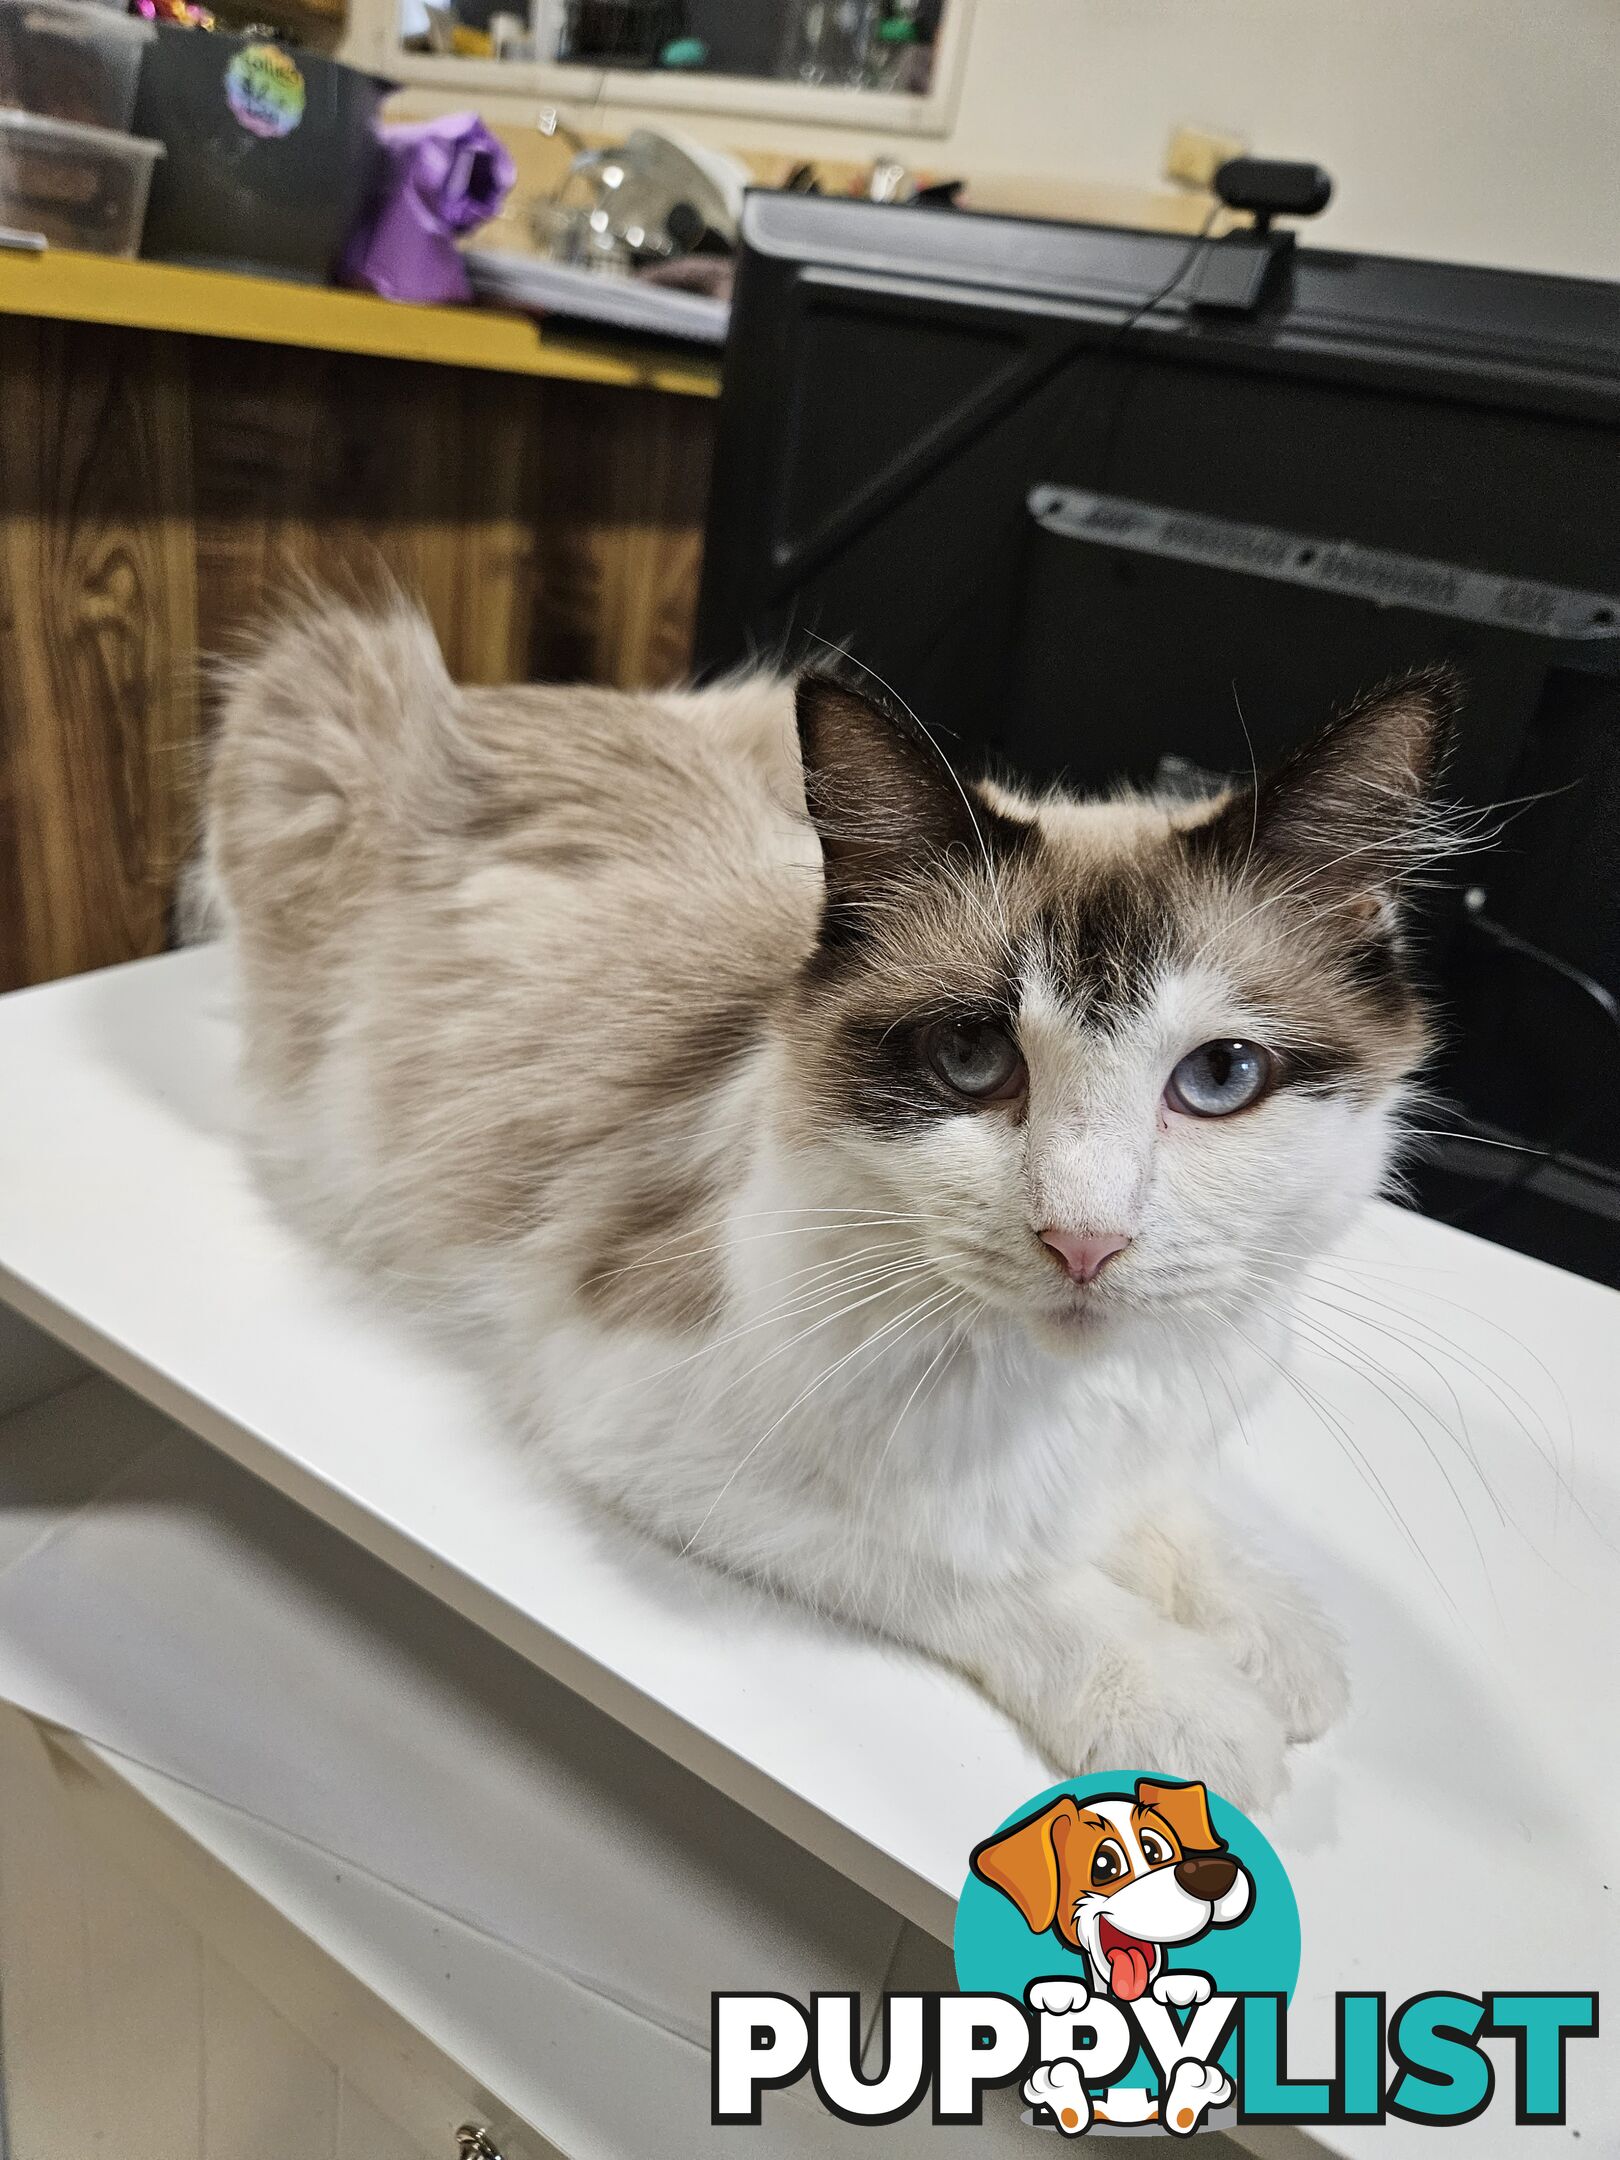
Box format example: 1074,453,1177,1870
0,948,1615,2156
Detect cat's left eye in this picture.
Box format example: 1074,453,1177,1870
1165,1039,1273,1118
922,1017,1026,1103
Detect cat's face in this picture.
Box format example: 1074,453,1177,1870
780,673,1457,1353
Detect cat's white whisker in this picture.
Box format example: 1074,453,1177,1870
684,1263,948,1406
1230,1318,1467,1626
585,1226,930,1291
679,1285,964,1557
1244,1246,1558,1554
598,1252,941,1404
1271,1265,1601,1546
1283,1305,1503,1591
869,1293,975,1486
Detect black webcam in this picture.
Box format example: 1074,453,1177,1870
1187,156,1336,316
1214,157,1334,230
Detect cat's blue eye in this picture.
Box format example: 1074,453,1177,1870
1165,1039,1273,1118
923,1017,1026,1103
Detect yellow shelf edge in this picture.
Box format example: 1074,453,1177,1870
0,249,721,398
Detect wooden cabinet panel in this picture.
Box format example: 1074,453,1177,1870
0,321,715,992
531,377,715,690
0,315,198,989
186,340,539,691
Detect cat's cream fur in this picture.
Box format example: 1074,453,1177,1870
205,595,1457,1808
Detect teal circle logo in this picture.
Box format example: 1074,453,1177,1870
955,1772,1298,2115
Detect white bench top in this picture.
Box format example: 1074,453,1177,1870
0,948,1615,2155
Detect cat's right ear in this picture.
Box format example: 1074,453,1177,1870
1196,668,1462,921
795,672,1009,939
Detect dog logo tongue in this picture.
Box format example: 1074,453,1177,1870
1099,1920,1155,2001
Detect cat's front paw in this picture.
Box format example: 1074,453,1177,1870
1212,1587,1349,1745
1103,1502,1351,1747
1034,1630,1289,1815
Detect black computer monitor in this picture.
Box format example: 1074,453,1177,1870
697,193,1620,1284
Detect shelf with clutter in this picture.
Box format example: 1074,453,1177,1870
0,0,736,363
0,241,722,387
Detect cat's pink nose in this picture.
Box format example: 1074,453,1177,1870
1037,1228,1132,1284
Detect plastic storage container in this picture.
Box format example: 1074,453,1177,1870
0,107,161,252
131,28,387,282
0,0,153,131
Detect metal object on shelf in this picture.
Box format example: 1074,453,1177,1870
531,123,745,270
455,2128,505,2160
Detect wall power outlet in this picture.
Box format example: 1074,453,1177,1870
1164,123,1249,190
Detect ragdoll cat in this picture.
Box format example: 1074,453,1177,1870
204,595,1456,1809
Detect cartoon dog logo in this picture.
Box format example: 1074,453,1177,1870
969,1777,1252,2004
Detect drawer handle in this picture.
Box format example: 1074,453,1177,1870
456,2130,505,2160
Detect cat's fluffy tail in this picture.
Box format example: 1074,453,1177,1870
204,592,467,946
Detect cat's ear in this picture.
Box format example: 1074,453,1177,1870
1204,667,1462,918
795,672,1010,932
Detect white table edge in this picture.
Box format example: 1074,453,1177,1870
0,1259,959,1943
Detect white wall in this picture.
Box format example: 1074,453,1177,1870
388,0,1620,282
934,0,1620,281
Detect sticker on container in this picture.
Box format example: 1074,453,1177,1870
224,43,305,139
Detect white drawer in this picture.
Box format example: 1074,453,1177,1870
0,1708,556,2160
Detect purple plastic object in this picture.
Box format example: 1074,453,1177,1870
342,111,514,304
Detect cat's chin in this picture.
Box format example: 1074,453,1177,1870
1023,1297,1133,1356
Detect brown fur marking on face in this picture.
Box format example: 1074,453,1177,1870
781,669,1459,1138
785,766,1434,1139
1024,856,1180,1027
